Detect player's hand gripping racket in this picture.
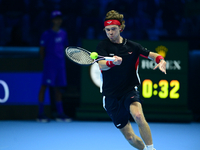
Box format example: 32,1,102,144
65,46,115,65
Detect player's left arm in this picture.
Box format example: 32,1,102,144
148,52,167,74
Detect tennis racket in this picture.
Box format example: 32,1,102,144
65,46,115,65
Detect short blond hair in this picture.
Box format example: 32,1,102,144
104,10,125,31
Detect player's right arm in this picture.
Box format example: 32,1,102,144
98,60,110,71
98,56,122,71
39,46,45,60
96,41,122,71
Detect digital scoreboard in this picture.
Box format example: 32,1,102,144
137,41,188,108
142,79,180,99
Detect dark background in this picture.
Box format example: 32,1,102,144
0,0,200,122
0,0,200,49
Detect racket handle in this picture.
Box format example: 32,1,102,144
104,57,115,61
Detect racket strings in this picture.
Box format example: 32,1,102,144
66,48,93,65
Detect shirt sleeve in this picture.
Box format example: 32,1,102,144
96,41,109,56
40,31,48,47
137,43,150,57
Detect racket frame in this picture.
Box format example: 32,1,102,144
65,46,115,65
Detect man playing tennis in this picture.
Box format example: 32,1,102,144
97,10,166,150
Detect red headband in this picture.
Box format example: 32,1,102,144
104,20,121,27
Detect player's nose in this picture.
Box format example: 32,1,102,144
109,31,113,35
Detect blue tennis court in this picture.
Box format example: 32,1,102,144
0,121,199,150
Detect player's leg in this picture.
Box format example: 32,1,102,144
37,85,49,122
54,63,66,105
53,64,71,121
55,87,62,101
54,87,64,115
38,85,47,115
130,102,154,149
39,85,47,102
54,64,64,110
103,95,146,150
39,62,55,104
37,62,54,122
120,121,145,150
53,87,72,122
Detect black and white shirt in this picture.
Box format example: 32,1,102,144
96,38,150,98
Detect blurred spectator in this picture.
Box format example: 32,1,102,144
0,0,199,46
185,0,200,18
44,0,61,13
133,0,154,40
105,0,129,16
28,0,49,46
37,10,71,122
80,0,101,39
0,0,30,45
160,0,184,37
6,25,29,46
60,0,84,45
147,8,168,40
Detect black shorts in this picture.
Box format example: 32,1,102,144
103,90,142,129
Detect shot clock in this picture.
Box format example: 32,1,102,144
139,73,188,106
142,79,180,99
138,41,189,109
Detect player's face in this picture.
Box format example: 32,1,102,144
52,17,63,27
105,25,121,41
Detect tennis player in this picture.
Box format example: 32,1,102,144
97,10,166,150
37,10,71,122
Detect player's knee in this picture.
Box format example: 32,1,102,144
125,134,134,142
133,112,145,124
125,134,139,145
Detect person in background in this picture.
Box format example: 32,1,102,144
37,10,71,122
6,26,29,46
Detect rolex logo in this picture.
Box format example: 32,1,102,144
155,45,168,58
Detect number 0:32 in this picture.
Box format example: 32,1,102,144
142,79,180,99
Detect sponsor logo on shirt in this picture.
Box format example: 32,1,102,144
128,52,132,54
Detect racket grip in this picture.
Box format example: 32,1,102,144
104,57,115,61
